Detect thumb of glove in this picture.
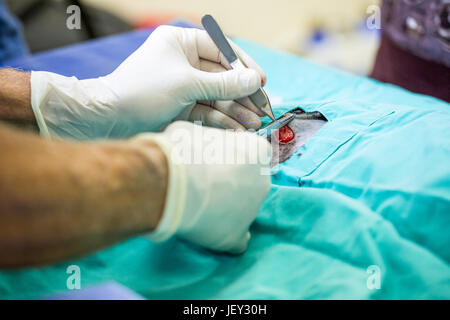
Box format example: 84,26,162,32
193,68,261,101
225,231,252,255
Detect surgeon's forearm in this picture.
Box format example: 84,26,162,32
0,124,167,269
0,69,38,131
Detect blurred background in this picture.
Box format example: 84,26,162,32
5,0,381,75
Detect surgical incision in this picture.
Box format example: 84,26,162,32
278,125,295,144
270,108,327,166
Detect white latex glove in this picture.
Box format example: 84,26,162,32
132,121,272,254
31,26,266,140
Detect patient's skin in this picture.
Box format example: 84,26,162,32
270,109,327,166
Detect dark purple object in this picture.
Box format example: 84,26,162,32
371,0,450,102
382,0,450,67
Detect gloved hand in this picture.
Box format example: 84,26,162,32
31,26,266,140
132,121,272,254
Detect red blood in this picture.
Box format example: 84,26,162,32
278,125,295,144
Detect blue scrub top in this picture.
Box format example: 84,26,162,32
0,0,28,63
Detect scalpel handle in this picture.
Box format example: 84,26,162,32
201,14,239,66
201,14,275,120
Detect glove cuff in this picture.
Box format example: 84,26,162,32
30,71,53,138
142,134,187,242
30,71,119,140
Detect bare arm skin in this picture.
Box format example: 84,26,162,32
0,69,168,269
0,69,38,131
